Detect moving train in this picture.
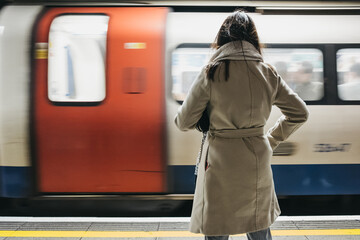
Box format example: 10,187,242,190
0,1,360,200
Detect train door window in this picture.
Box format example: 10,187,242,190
262,48,324,101
336,49,360,101
172,47,213,101
48,15,109,103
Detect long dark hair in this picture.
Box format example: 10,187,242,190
206,10,262,81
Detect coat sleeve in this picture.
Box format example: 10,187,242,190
174,67,210,131
267,74,309,150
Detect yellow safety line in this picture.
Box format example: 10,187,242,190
270,229,360,236
0,229,359,238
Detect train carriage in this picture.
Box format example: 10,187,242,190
0,1,360,200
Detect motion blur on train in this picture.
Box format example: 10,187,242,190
0,1,359,201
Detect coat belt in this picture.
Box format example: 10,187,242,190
209,127,264,138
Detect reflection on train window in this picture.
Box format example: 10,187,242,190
337,49,360,101
172,48,213,101
48,15,109,102
263,48,324,101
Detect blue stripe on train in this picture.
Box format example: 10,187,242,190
0,166,31,198
168,164,360,195
1,164,359,197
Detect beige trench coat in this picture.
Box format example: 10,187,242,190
175,41,309,236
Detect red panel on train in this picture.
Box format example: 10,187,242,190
34,7,168,193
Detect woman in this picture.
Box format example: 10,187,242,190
174,10,309,240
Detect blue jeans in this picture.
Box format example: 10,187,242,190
205,227,272,240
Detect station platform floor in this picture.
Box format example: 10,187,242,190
0,216,359,239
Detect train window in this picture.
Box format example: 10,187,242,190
262,48,324,101
48,15,109,103
172,47,213,101
172,47,324,102
337,49,360,101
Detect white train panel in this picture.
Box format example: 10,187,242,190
0,6,43,167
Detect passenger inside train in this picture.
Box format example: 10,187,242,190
292,61,323,101
338,63,360,100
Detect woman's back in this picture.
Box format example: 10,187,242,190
209,51,277,130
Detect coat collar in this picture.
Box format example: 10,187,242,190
209,40,263,63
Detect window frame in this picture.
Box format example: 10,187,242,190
47,13,109,107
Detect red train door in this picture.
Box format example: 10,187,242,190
33,7,168,193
